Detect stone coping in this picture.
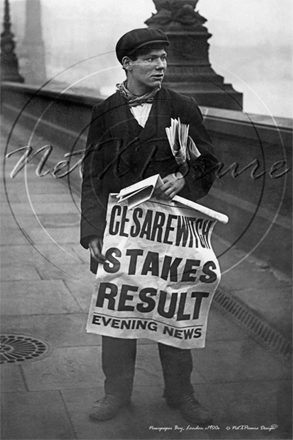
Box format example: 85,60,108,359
201,106,293,131
2,81,292,130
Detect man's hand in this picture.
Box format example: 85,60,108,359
88,236,106,264
156,172,185,200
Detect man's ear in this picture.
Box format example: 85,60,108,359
122,56,133,71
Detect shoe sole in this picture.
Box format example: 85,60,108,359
166,400,213,425
89,402,131,422
89,412,118,422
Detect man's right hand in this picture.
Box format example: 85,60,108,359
88,236,106,264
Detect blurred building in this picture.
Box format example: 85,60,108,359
2,0,292,118
21,0,46,84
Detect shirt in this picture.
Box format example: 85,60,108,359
130,103,152,128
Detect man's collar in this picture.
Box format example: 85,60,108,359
116,80,161,107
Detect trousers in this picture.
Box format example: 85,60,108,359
102,336,194,402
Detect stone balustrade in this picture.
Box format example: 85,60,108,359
1,82,292,274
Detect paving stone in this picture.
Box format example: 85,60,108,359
21,343,206,393
212,236,228,261
4,168,38,181
4,174,59,187
214,243,259,278
135,345,167,389
1,280,82,315
221,261,291,293
4,172,64,185
64,278,96,312
61,386,211,440
22,346,103,390
0,264,41,281
0,214,26,228
0,225,80,248
4,179,70,195
215,236,292,337
206,306,249,342
35,243,85,265
1,212,80,230
70,243,90,264
1,192,76,204
0,204,14,218
135,344,206,388
0,194,9,204
0,227,29,245
8,213,96,258
193,380,292,439
0,224,28,241
0,244,81,267
35,262,90,281
138,338,157,346
232,286,292,336
0,244,34,266
24,226,79,244
6,202,79,215
30,193,80,205
129,387,212,439
0,364,26,392
1,390,75,439
36,213,80,228
0,314,101,348
191,339,292,383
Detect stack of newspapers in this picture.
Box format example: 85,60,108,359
115,119,217,214
165,118,201,165
116,174,228,224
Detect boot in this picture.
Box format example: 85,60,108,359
89,394,131,421
167,394,212,425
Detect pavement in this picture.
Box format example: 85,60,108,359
0,115,292,440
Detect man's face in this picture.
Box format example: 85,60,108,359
125,48,167,95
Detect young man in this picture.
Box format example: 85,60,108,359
80,28,218,423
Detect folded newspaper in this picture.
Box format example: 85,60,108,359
116,174,228,224
165,118,201,165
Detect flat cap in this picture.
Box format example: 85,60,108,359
116,28,169,64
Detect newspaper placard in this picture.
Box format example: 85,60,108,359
87,195,223,349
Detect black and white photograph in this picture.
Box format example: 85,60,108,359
0,0,292,439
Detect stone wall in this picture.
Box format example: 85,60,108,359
1,82,292,274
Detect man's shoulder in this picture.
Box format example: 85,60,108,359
159,87,201,119
160,86,195,105
93,91,122,112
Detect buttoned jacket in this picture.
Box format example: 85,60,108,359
80,86,218,272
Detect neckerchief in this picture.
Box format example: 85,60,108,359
116,80,160,107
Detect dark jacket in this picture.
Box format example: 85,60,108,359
80,86,218,273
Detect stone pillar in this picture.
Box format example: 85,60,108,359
146,0,243,110
21,0,46,84
0,0,24,83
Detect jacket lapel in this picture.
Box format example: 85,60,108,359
108,88,172,142
107,92,136,141
104,89,174,177
137,88,172,144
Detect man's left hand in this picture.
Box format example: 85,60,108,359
156,173,185,200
